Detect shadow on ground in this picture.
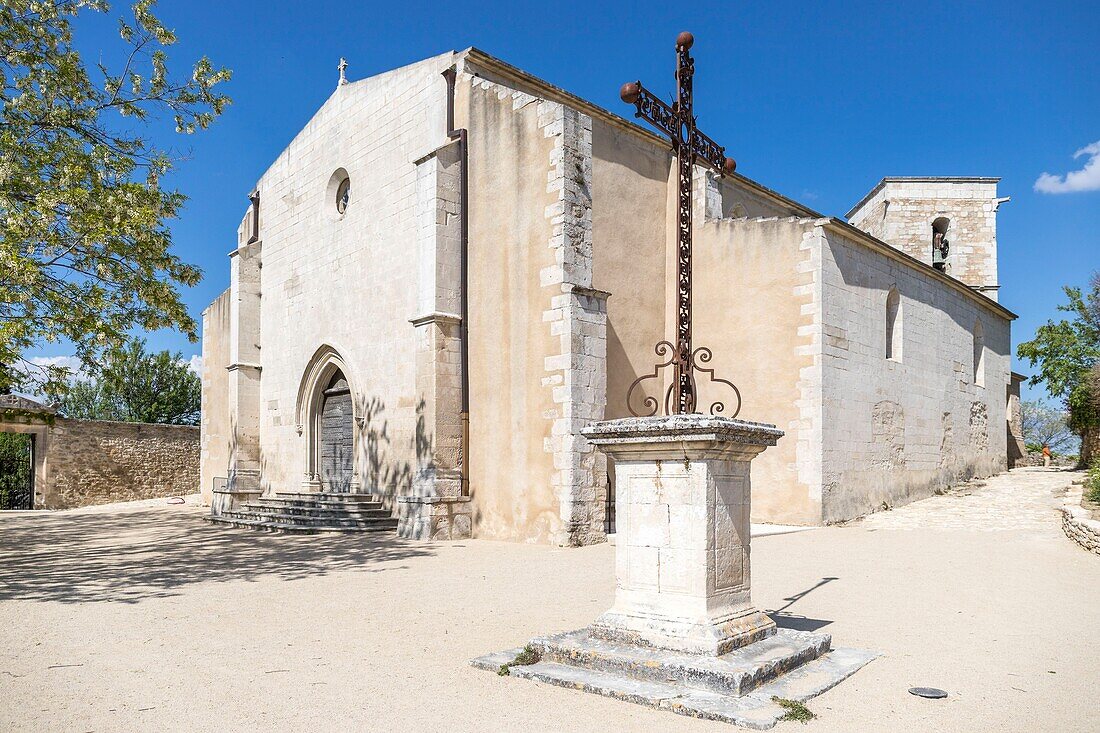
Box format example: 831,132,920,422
768,576,837,632
0,508,435,604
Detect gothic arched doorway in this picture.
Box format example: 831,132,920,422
319,370,354,492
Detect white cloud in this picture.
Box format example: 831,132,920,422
24,353,202,380
27,355,86,378
1034,140,1100,193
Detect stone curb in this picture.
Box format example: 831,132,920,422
1060,492,1100,555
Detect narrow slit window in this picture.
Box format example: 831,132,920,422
973,319,985,387
886,287,902,361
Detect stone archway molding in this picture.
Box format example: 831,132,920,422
294,344,362,492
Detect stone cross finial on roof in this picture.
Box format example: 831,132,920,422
337,57,348,86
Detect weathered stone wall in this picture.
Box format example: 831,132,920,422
817,226,1011,522
1007,374,1026,468
45,419,199,509
1061,498,1100,555
199,288,232,504
692,216,824,525
847,178,1002,299
590,127,813,524
462,70,570,543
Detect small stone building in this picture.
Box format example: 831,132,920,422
201,48,1017,544
0,395,199,509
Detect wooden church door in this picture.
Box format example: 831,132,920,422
319,371,354,492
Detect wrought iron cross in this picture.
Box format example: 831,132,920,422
620,32,741,417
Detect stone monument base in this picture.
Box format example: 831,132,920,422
473,628,875,729
474,414,875,727
590,606,777,657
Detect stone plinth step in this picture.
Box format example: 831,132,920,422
251,499,386,512
273,491,381,503
531,628,830,697
472,640,876,730
219,510,395,529
242,502,389,518
204,515,398,534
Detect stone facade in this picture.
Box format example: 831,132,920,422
1,397,199,509
847,178,1006,300
815,224,1011,521
200,287,232,504
200,47,1017,543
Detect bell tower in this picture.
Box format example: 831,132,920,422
846,177,1009,301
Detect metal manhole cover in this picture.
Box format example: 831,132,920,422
909,687,948,699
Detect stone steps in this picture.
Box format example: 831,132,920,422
217,509,397,529
530,628,830,698
206,491,397,535
480,646,875,729
204,515,397,534
242,501,388,517
472,639,877,730
273,491,380,503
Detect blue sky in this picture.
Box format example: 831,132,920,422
39,0,1099,404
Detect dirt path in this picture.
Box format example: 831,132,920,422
0,468,1095,732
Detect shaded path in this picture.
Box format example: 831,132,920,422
0,503,433,604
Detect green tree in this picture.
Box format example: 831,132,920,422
1020,400,1077,455
0,432,34,508
53,339,200,424
1017,273,1100,457
1,0,230,395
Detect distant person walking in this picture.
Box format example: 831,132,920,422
1042,444,1052,467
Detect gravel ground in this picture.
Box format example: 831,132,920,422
0,467,1096,732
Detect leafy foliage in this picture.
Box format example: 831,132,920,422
0,432,33,508
51,338,199,424
1017,274,1100,434
497,645,540,676
0,0,231,395
772,696,815,723
1085,462,1100,504
1020,400,1078,454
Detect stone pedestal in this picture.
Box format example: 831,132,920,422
474,414,876,728
582,415,782,656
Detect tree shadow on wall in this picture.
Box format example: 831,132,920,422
0,506,436,604
357,395,414,502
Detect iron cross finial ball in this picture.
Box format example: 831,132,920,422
619,82,641,104
724,157,737,175
676,31,694,49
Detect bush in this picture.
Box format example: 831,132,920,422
1085,462,1100,504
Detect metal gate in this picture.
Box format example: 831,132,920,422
0,433,34,510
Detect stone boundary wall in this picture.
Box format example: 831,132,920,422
1061,499,1100,555
46,419,199,509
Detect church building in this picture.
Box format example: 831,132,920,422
200,48,1016,544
